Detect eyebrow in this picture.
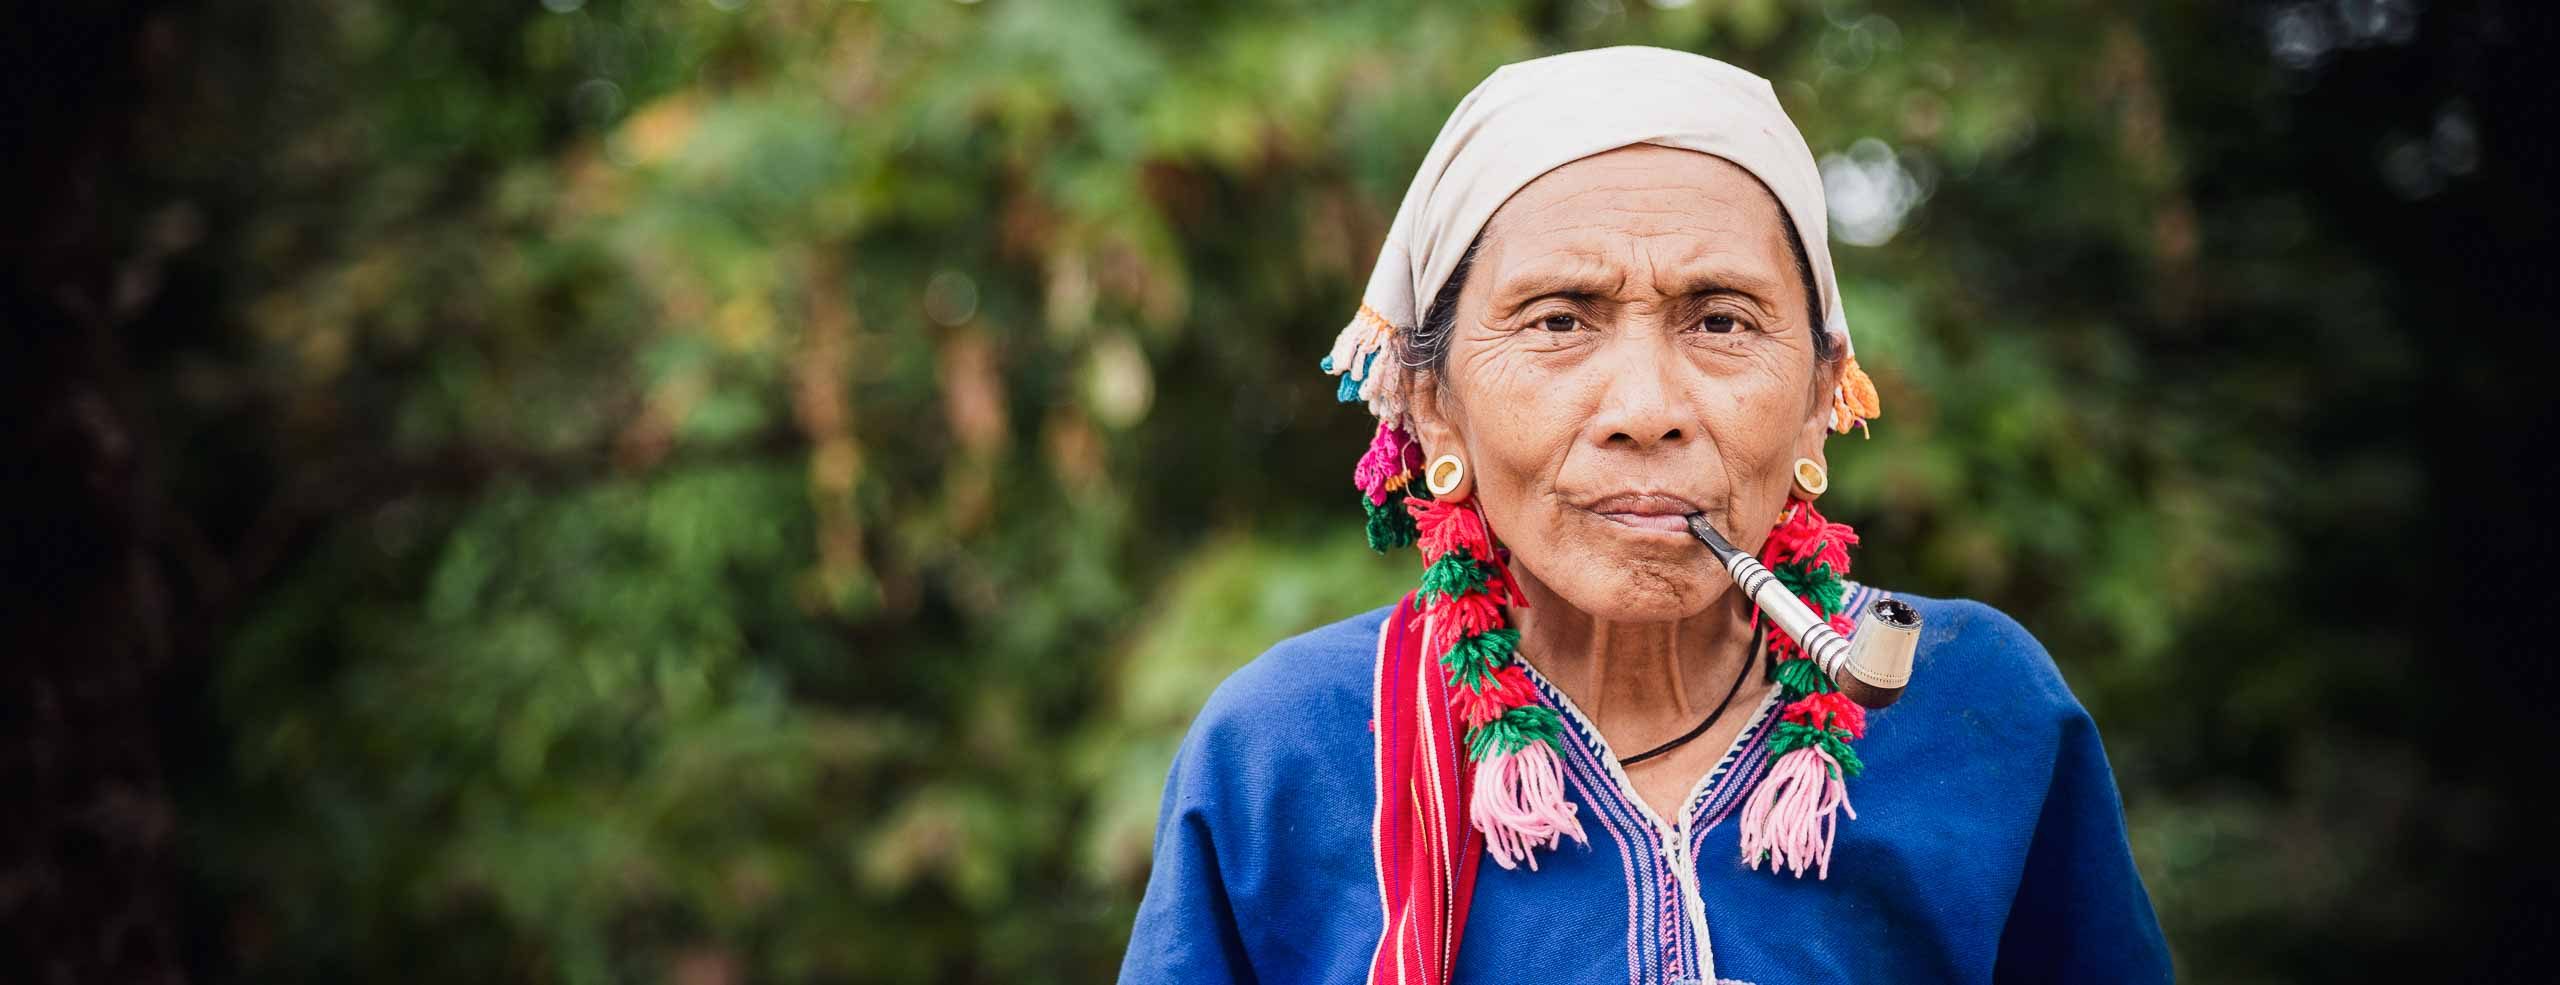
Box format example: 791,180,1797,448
1487,259,1625,318
1649,266,1782,303
1488,258,1782,318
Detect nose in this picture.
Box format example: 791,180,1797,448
1583,338,1698,451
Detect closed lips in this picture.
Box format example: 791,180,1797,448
1582,493,1703,533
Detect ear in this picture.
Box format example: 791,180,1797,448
1795,339,1851,475
1404,368,1476,500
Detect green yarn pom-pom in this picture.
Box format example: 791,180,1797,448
1771,560,1848,615
1768,721,1865,778
1466,704,1566,760
1417,549,1492,603
1437,627,1518,689
1362,491,1418,552
1772,657,1838,697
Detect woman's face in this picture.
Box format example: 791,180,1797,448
1411,143,1841,623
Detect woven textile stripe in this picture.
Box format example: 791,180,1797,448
1368,591,1483,985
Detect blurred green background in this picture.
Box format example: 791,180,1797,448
10,0,2558,983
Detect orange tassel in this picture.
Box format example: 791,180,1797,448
1830,355,1881,436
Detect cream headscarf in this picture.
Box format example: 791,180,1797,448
1321,45,1880,434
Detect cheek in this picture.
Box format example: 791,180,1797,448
1706,373,1808,470
1449,352,1583,489
1447,368,1585,589
1693,367,1822,555
1697,371,1806,461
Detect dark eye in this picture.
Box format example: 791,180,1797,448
1699,313,1741,334
1539,313,1580,332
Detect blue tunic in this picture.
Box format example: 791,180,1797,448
1117,584,2172,984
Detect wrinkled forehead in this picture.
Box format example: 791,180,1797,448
1480,145,1798,250
1403,52,1835,327
1472,146,1802,301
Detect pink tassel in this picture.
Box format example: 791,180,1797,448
1353,422,1419,505
1737,745,1856,879
1470,742,1588,871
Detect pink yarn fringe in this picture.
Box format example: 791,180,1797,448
1470,741,1588,871
1737,745,1856,879
1353,422,1419,505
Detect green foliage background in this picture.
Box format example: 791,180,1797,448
112,0,2515,981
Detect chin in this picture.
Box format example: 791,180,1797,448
1549,560,1732,623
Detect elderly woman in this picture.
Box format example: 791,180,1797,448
1119,47,2169,985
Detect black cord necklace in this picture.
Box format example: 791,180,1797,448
1618,621,1765,768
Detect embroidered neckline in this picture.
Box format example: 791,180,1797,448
1516,645,1775,836
1497,579,1885,985
1511,578,1877,835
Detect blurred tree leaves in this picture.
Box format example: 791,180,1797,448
123,0,2483,982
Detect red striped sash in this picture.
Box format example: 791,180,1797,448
1369,590,1483,985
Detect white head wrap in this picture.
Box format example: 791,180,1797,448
1321,45,1877,434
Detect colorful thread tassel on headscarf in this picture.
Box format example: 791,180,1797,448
1405,492,1585,870
1735,496,1870,878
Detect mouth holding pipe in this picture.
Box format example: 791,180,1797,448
1684,512,1922,709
